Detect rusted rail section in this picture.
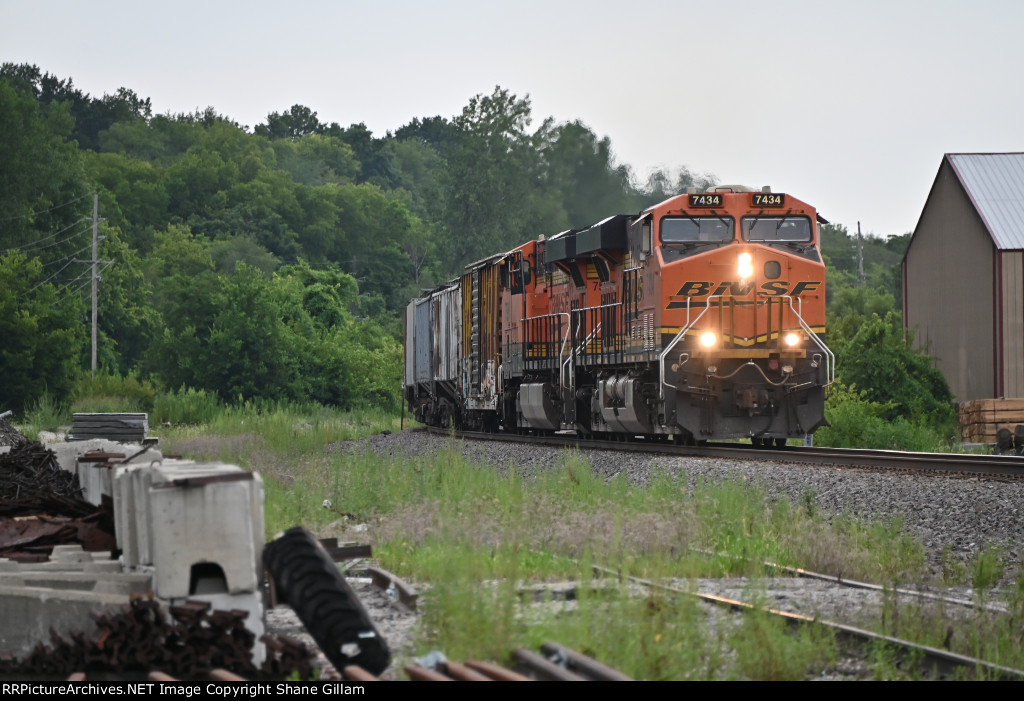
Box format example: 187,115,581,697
393,644,632,681
692,547,1006,613
365,565,418,612
593,565,1024,681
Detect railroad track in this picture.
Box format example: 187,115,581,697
360,562,1024,681
425,426,1024,478
592,565,1024,681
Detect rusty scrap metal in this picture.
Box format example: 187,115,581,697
0,442,86,508
365,565,418,612
512,648,587,681
388,644,629,681
0,596,315,680
319,538,372,562
0,416,27,447
0,442,118,560
539,642,634,681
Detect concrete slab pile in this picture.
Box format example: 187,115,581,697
0,437,272,673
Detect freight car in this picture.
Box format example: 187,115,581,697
404,186,834,445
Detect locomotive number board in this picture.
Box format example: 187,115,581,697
688,193,723,207
752,193,786,207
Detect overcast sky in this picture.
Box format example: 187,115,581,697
3,0,1021,237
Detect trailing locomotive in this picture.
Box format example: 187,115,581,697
404,186,833,445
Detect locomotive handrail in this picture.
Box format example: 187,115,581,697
522,311,572,389
571,301,623,362
659,296,716,399
780,295,835,386
575,323,602,356
658,294,835,399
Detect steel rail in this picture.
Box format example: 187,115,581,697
690,547,1006,613
364,565,419,612
593,565,1024,681
424,426,1024,478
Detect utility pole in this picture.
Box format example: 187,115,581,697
91,193,98,379
77,193,109,380
857,221,865,287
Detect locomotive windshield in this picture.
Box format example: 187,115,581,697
660,216,734,244
742,216,812,242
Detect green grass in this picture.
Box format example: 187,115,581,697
19,392,70,439
126,400,1024,679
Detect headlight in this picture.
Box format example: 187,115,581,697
738,252,753,279
699,331,716,348
784,332,800,347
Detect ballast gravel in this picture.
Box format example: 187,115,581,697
349,429,1024,569
276,429,1024,680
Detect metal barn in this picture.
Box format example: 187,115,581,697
903,152,1024,402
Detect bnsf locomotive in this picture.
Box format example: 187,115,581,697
404,186,834,445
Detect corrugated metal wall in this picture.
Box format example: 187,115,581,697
413,298,432,384
404,302,416,387
905,160,995,402
1001,251,1024,396
432,286,462,383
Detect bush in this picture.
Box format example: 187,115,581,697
151,386,222,425
72,370,158,412
815,384,947,451
835,312,955,434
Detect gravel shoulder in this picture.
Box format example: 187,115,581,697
280,429,1024,680
345,429,1024,569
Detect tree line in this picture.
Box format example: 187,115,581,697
0,63,713,413
0,62,954,447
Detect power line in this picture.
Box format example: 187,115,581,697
41,242,93,267
16,222,91,253
51,269,92,300
24,255,86,295
58,274,96,302
54,260,113,306
0,192,92,223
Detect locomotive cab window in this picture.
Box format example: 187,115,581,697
660,216,734,244
741,216,812,243
504,256,531,294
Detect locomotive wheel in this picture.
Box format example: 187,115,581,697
774,438,787,448
263,526,390,676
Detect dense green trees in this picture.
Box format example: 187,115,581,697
0,63,957,444
0,253,87,411
0,79,89,259
820,226,956,448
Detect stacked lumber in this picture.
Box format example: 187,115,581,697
68,412,148,442
957,398,1024,443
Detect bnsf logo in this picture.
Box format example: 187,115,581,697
672,280,821,297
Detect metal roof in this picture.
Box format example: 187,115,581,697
947,153,1024,250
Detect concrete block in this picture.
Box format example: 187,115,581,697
0,571,151,595
0,585,129,656
50,544,94,563
113,458,184,568
145,463,264,599
84,560,123,574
